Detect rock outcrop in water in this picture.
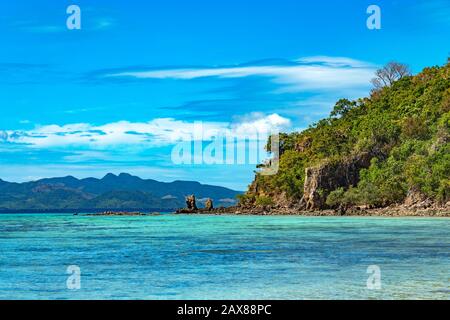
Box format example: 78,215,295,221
176,195,216,214
186,195,198,211
176,195,199,213
205,198,214,211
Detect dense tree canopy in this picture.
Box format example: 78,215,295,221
245,60,450,208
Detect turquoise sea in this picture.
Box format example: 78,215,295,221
0,213,448,300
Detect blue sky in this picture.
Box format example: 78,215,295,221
0,0,449,190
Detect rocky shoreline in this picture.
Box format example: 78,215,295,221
80,196,450,217
207,206,450,217
81,207,450,217
174,195,450,217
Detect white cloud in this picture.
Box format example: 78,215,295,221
106,56,376,92
0,113,291,149
232,113,291,137
295,56,374,68
94,18,115,30
161,195,178,200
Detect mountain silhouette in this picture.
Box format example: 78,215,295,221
0,173,241,212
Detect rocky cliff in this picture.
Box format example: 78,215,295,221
300,152,374,210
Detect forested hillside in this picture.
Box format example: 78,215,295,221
0,173,240,212
240,60,450,212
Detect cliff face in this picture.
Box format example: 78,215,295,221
300,152,373,209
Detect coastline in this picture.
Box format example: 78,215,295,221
81,201,450,217
3,204,448,217
188,204,450,217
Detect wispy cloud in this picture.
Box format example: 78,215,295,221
105,56,376,93
295,56,373,68
93,17,115,30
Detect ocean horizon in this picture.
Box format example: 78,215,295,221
1,213,448,300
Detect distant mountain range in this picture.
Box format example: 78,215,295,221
0,173,241,212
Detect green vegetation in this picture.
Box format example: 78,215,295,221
255,195,275,207
245,60,450,209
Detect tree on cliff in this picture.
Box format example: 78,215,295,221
371,61,411,90
330,99,357,118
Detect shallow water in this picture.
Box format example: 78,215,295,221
0,213,448,299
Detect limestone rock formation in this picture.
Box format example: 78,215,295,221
404,187,428,207
205,198,213,211
300,152,374,210
176,195,200,213
186,195,198,211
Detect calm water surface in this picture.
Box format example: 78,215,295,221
0,213,448,299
